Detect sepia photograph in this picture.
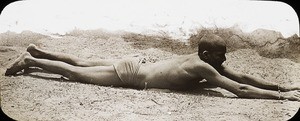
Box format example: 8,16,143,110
0,0,299,120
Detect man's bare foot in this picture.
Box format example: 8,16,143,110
27,44,43,58
5,52,32,76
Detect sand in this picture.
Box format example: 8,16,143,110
0,30,299,121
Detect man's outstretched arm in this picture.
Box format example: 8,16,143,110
198,64,300,101
219,65,299,92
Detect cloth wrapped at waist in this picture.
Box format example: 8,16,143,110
113,58,144,87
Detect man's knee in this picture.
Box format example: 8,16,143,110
61,66,83,81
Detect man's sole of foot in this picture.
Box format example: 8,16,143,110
5,52,31,76
26,44,40,58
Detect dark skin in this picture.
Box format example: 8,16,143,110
197,50,300,100
202,50,300,92
5,44,300,101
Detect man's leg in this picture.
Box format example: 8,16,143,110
5,52,124,87
27,44,120,67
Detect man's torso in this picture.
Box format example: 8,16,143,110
137,53,206,90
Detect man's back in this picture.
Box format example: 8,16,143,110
138,53,205,90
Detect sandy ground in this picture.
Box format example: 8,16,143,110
1,31,300,121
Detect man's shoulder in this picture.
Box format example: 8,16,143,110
181,54,212,69
187,54,206,64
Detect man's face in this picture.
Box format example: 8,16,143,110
206,51,226,68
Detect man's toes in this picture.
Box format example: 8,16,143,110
5,68,16,76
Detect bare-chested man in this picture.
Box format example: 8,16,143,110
5,34,300,101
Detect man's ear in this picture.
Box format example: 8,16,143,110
203,50,208,55
202,50,209,59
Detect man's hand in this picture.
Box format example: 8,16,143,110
282,83,300,92
282,90,300,101
289,83,300,90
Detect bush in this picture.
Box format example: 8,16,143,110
188,26,300,62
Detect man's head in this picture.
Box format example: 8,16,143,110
198,34,227,68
